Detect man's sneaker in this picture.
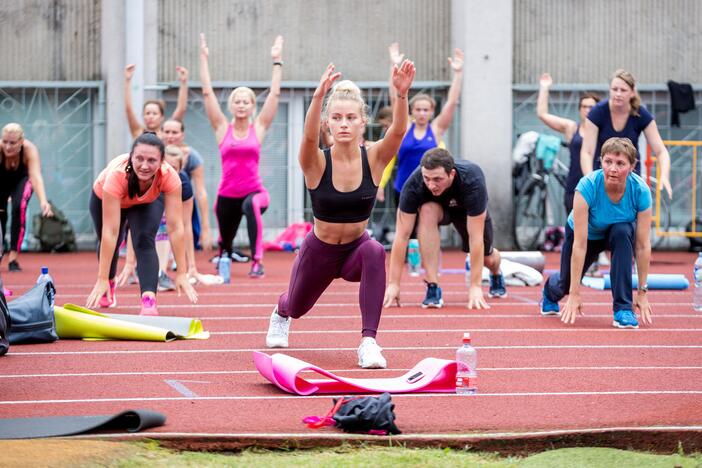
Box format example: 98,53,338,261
127,272,139,285
98,280,117,308
157,271,176,291
231,250,251,263
585,262,601,277
357,337,387,369
421,281,443,309
266,306,290,348
598,251,610,266
613,310,639,329
8,260,21,272
140,295,158,316
248,261,265,279
540,288,560,316
488,273,507,298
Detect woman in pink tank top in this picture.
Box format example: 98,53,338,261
199,33,284,279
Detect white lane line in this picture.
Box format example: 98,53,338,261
196,313,702,320
3,366,702,379
3,390,702,405
9,344,702,356
75,301,695,309
210,327,702,335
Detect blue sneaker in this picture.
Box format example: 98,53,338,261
540,288,560,316
421,281,443,309
613,310,639,329
488,273,507,298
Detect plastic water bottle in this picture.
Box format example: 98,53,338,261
36,266,55,308
218,253,232,284
456,332,478,395
694,253,702,311
407,239,421,277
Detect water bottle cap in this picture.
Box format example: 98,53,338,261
462,332,471,343
41,266,49,274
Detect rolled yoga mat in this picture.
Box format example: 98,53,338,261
500,251,545,272
581,273,689,290
0,409,166,439
55,304,209,341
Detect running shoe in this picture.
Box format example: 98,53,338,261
488,273,507,298
140,295,158,316
421,281,443,309
157,271,176,291
357,337,387,369
210,250,251,264
8,260,21,272
98,280,117,308
540,288,560,316
248,261,265,279
266,306,291,348
127,272,139,285
613,310,639,329
231,250,251,263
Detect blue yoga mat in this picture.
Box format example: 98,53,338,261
582,273,689,290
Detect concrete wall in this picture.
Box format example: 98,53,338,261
157,0,453,83
514,0,702,84
0,0,101,81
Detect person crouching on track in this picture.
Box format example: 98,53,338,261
266,60,415,369
383,148,506,310
541,137,652,328
86,132,197,315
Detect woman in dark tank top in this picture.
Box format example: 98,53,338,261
537,72,599,215
0,123,53,273
265,60,415,370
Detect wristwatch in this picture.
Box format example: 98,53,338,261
637,283,649,293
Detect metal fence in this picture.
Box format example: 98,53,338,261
513,85,702,248
0,81,104,248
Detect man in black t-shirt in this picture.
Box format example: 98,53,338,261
383,148,505,309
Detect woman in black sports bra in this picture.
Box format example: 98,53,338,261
265,60,415,369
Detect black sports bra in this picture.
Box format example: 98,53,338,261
308,146,378,223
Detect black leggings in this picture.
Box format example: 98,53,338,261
215,193,268,261
89,191,163,294
0,176,32,253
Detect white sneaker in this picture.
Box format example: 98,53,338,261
357,337,387,369
598,251,611,266
266,306,290,348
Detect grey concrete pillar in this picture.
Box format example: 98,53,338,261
453,0,514,249
100,0,128,164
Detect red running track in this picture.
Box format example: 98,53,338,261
1,250,702,443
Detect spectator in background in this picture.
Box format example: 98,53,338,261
0,123,53,272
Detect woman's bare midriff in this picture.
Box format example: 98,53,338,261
313,218,368,245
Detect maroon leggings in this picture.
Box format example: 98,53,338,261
277,231,386,338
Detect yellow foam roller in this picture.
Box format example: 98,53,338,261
55,304,209,341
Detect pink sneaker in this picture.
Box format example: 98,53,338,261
140,295,158,316
2,287,12,297
98,280,117,308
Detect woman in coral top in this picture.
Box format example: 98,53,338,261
86,132,197,315
199,33,283,279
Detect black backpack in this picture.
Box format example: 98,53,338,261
32,203,77,253
0,284,10,356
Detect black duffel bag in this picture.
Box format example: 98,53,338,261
0,285,10,355
8,281,58,344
